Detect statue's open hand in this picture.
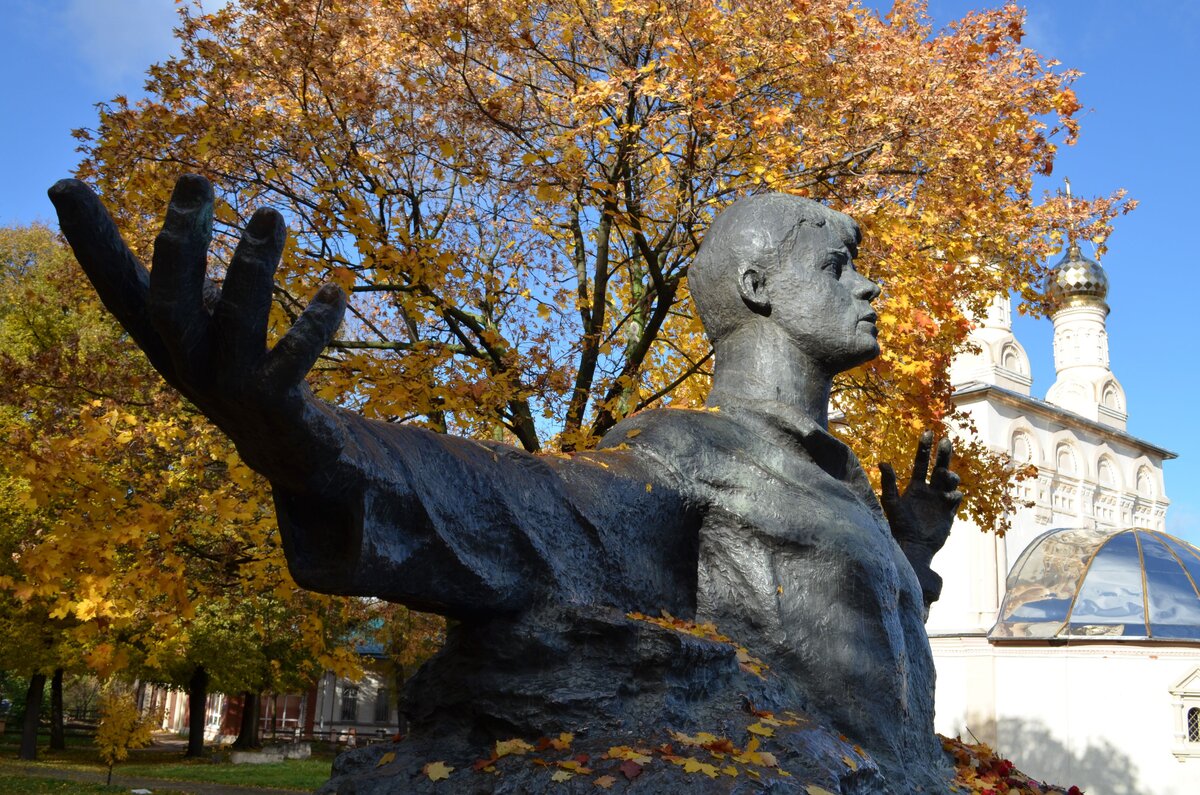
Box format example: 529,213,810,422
879,431,962,557
48,174,348,487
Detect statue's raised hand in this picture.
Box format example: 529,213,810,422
879,431,962,606
48,174,348,488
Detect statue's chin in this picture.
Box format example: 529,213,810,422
831,340,881,374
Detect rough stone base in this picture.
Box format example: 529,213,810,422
317,605,953,794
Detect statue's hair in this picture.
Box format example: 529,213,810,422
689,194,861,341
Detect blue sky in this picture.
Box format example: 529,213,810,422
1,1,1197,544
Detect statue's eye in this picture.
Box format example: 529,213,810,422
824,253,845,278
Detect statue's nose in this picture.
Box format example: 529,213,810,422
852,271,881,301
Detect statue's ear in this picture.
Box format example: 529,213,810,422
737,264,770,315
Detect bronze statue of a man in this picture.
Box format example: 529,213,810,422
49,177,961,792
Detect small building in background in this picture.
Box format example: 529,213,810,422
146,643,399,745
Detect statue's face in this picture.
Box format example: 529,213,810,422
767,221,881,373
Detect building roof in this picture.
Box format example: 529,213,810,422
954,380,1177,460
990,527,1200,642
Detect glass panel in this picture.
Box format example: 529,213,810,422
1068,531,1146,634
991,527,1113,639
1141,533,1200,632
1161,536,1200,594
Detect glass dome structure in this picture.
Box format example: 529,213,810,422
990,527,1200,641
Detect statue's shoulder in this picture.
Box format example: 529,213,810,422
597,406,741,454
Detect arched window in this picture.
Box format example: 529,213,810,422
1101,381,1122,411
1137,467,1156,499
1001,344,1026,375
1011,431,1033,464
1098,457,1117,488
1056,443,1077,476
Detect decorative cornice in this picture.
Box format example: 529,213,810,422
953,381,1177,461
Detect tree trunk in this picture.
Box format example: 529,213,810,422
232,691,260,749
49,668,65,750
185,665,208,758
19,673,46,760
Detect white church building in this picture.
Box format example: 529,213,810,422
929,239,1200,795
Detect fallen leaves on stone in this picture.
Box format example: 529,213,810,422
943,735,1086,794
625,610,769,678
422,761,453,781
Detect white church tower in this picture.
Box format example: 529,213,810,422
926,208,1199,795
1044,238,1128,429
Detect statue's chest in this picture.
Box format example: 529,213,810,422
690,447,920,632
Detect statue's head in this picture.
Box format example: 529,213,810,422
690,193,881,374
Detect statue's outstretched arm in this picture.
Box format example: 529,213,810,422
47,175,691,618
879,431,962,610
48,174,348,491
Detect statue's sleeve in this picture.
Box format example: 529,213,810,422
268,412,699,619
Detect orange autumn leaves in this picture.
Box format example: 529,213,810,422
74,1,1130,539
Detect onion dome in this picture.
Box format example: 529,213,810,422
1045,241,1108,307
990,527,1200,641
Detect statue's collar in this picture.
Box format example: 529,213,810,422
712,399,868,492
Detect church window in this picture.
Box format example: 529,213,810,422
1101,382,1121,411
1175,670,1200,758
1098,458,1117,488
1056,444,1077,475
1137,467,1156,499
1011,432,1033,464
1001,344,1025,375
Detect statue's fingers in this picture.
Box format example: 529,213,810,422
910,430,934,485
934,437,953,472
879,462,900,507
214,208,286,371
931,466,960,492
945,490,964,510
149,175,215,359
47,179,179,380
262,284,347,394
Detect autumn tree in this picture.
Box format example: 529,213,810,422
0,225,365,755
74,0,1130,534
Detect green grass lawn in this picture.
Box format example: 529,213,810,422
118,757,331,789
0,732,334,791
0,767,193,795
0,778,130,794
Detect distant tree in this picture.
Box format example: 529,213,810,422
96,686,156,784
0,224,364,756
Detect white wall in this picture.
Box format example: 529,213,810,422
932,637,1200,795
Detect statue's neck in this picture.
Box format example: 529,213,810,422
705,322,833,429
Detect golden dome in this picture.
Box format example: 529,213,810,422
1045,241,1108,307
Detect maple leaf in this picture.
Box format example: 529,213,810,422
679,757,721,778
422,761,453,781
593,775,616,789
495,738,534,757
607,746,652,764
551,769,574,782
618,760,643,780
747,722,776,737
